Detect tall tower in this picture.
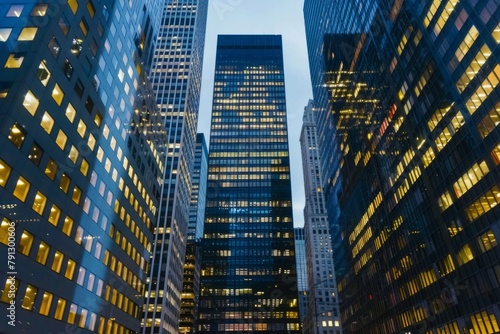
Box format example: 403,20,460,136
142,1,208,333
179,133,208,334
197,35,300,334
294,227,308,325
305,0,500,332
300,100,342,334
0,1,166,333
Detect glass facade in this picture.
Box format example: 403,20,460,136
300,100,342,334
305,0,500,333
197,34,300,333
179,133,208,334
0,0,166,333
294,227,309,324
142,1,208,333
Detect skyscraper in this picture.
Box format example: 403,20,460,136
197,34,300,333
300,100,342,334
305,0,500,332
0,1,166,333
179,133,208,334
294,227,308,325
142,1,208,333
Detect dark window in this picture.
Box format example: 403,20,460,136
74,79,84,98
48,36,60,58
28,142,43,166
59,15,70,35
63,59,74,80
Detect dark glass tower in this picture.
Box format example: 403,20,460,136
294,227,308,325
0,1,165,333
305,0,500,333
197,35,300,333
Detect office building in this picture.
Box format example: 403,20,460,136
305,0,500,332
294,227,309,325
179,133,208,334
0,0,166,333
197,34,300,333
142,1,208,333
300,101,342,334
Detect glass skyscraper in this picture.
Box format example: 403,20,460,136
300,100,342,334
0,1,166,333
305,0,500,333
197,34,300,333
179,133,208,334
142,1,208,333
294,227,308,325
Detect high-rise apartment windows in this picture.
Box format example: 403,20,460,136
6,5,24,17
41,112,55,134
18,231,34,256
54,298,66,320
479,230,497,253
49,205,61,226
8,123,25,148
51,251,64,273
465,186,500,221
13,176,30,202
68,0,78,14
59,174,71,193
0,28,12,42
55,130,67,150
52,83,64,105
36,241,50,265
65,259,76,280
48,36,60,58
0,160,11,187
39,291,53,316
18,27,38,41
32,191,47,215
21,285,37,310
457,243,474,265
44,159,57,180
31,4,48,16
23,90,39,115
62,216,74,236
5,53,24,68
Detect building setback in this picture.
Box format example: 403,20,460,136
142,0,208,333
300,100,342,334
197,34,300,333
0,0,166,333
305,0,500,333
179,133,208,334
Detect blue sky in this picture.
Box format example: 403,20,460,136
198,0,313,227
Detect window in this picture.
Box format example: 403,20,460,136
0,218,13,245
68,304,77,324
87,1,96,17
75,226,83,244
55,130,67,150
79,308,88,328
48,205,61,226
41,112,55,134
52,83,64,106
77,120,87,137
6,5,24,17
8,123,26,148
44,159,57,180
39,291,53,316
63,59,74,80
21,285,37,311
62,216,74,236
18,231,34,256
0,28,12,42
31,4,48,16
5,53,25,68
465,186,500,221
23,90,39,115
479,230,497,253
79,18,88,36
66,103,76,122
59,15,70,35
68,0,78,14
54,298,66,320
36,61,50,86
477,102,500,138
48,36,60,58
68,145,79,164
51,251,64,273
77,267,86,286
18,27,38,41
32,191,47,215
60,173,71,193
35,241,50,265
1,277,18,303
65,259,76,280
13,176,30,202
0,159,12,188
28,142,43,166
457,243,474,265
88,134,96,150
72,186,82,204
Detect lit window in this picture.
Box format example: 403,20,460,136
65,259,76,280
28,142,43,166
18,231,34,256
31,4,48,16
8,123,25,148
72,186,82,204
68,145,79,164
1,277,18,303
68,303,77,324
453,161,489,198
23,90,39,115
455,26,479,62
79,308,88,328
40,112,54,134
87,1,95,17
479,230,497,253
65,103,76,122
80,159,89,176
44,159,57,180
13,176,30,202
48,205,61,226
493,23,500,44
457,243,474,265
52,83,64,106
62,216,74,236
465,186,500,222
55,130,67,150
54,298,66,320
21,285,37,311
38,291,53,316
35,241,50,265
18,27,38,41
492,144,500,165
0,159,12,187
32,191,47,215
36,61,51,86
477,102,500,138
51,251,64,273
75,226,83,244
88,134,96,151
0,28,12,42
76,120,87,138
80,18,88,36
6,5,24,17
465,65,500,114
5,53,24,68
60,173,71,193
0,218,13,245
68,0,78,14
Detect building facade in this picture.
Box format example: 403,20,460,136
142,1,208,333
294,227,309,325
300,101,342,334
197,34,300,333
305,0,500,333
179,133,208,334
0,0,166,333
